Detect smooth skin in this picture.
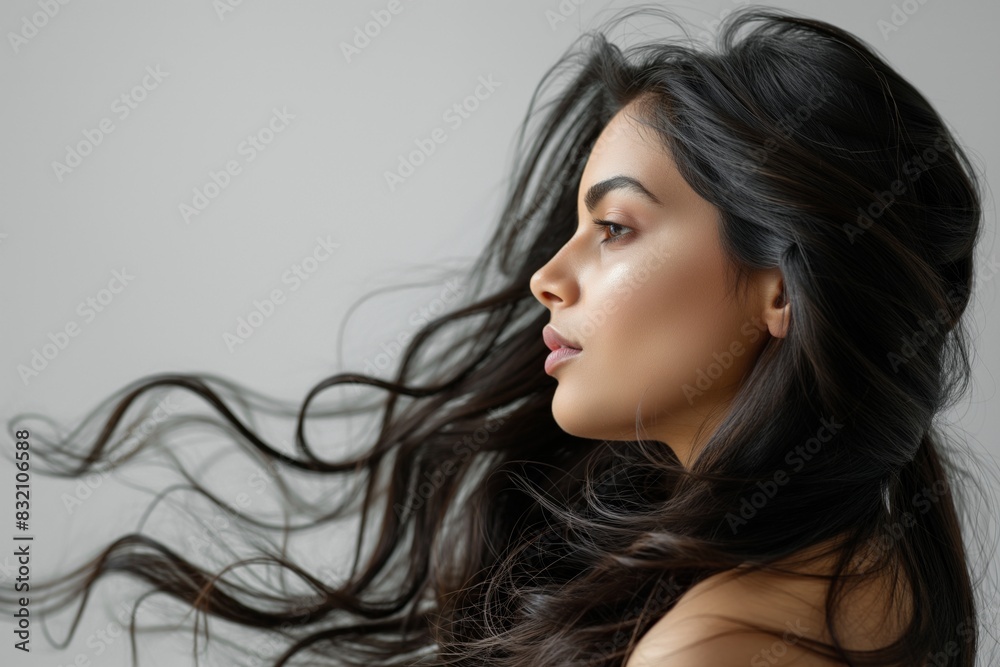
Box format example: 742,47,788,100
529,101,910,664
529,98,788,465
623,540,912,666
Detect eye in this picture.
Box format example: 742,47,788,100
592,219,634,245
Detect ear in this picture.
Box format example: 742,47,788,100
758,268,790,339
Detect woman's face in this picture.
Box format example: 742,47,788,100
529,102,783,464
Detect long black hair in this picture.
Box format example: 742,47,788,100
5,4,992,666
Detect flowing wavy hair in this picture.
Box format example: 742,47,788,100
5,4,994,666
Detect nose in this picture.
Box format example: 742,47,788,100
530,249,580,309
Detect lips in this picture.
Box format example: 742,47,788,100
542,324,582,352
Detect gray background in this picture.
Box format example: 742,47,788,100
1,0,997,665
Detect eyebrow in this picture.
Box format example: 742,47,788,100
584,175,662,213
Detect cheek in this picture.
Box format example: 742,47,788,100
593,243,747,407
547,235,753,438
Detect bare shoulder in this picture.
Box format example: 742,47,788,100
625,545,911,667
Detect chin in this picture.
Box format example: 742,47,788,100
551,405,629,442
550,406,592,439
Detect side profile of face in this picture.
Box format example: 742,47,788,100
529,100,789,465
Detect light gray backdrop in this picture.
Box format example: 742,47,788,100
1,1,997,665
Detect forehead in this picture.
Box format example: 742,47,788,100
594,105,658,154
580,103,677,198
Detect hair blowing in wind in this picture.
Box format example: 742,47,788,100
4,4,994,666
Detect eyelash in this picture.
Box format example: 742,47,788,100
592,219,633,245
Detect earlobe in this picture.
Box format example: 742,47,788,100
761,274,790,339
767,295,790,338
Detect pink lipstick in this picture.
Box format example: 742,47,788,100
542,325,582,375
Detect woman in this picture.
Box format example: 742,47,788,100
7,4,989,666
